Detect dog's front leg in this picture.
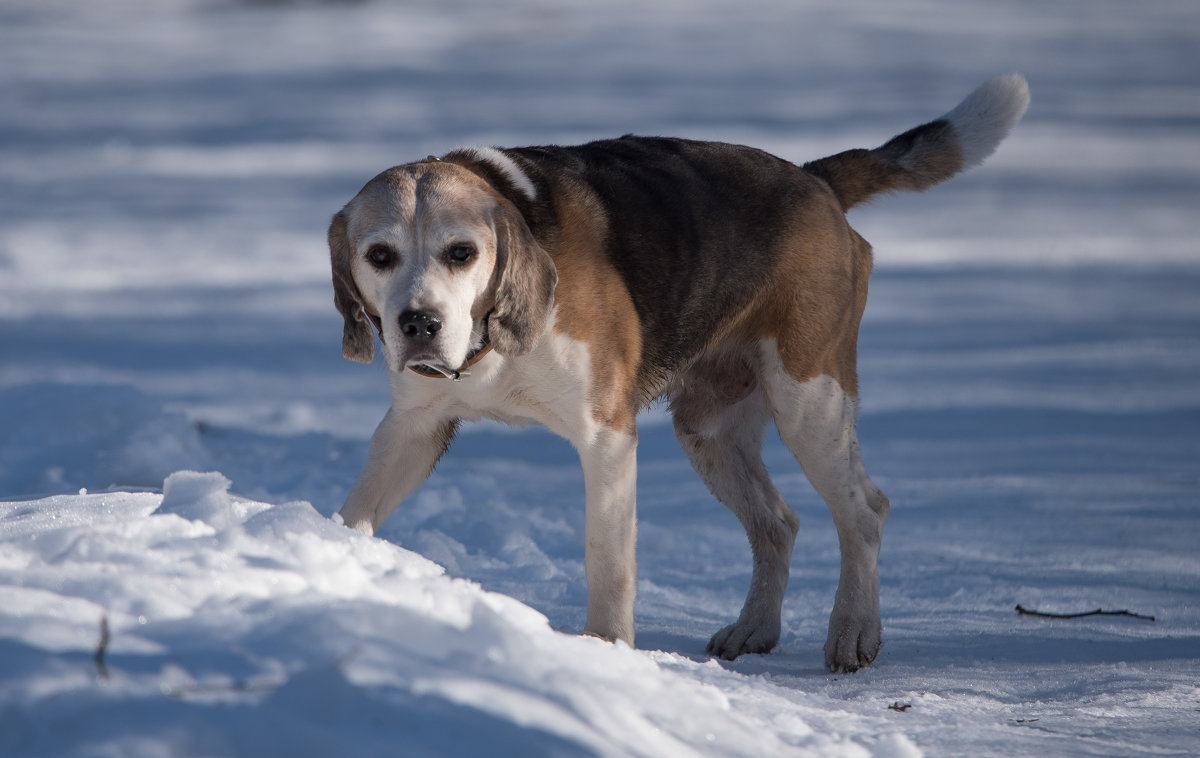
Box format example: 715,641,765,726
577,427,638,647
339,409,458,534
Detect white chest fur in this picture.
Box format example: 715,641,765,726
388,326,600,446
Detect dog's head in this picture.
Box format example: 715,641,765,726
329,160,557,374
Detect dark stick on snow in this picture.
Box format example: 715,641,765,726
1015,604,1155,622
94,615,110,679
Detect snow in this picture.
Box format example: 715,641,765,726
2,0,1198,756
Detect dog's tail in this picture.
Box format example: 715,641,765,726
804,73,1030,211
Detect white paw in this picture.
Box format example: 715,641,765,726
824,614,881,673
706,618,780,660
335,509,376,535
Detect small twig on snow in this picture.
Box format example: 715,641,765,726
166,678,283,698
1015,604,1155,622
94,615,110,680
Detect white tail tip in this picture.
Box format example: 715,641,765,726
942,73,1030,169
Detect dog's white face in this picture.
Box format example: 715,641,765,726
340,164,502,374
331,159,557,374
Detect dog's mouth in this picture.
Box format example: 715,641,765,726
403,352,447,370
404,318,491,381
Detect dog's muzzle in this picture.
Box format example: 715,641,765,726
361,305,491,381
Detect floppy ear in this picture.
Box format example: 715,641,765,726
488,202,558,357
328,212,376,363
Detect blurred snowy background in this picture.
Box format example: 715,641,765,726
1,1,1198,756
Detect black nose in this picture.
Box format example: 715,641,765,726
398,309,442,344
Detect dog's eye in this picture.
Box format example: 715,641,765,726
365,245,397,269
445,243,476,266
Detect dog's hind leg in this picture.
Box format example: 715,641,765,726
672,356,800,660
760,356,890,673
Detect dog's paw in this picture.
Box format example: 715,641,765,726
706,620,780,661
823,617,881,673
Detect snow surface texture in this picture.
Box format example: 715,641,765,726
1,1,1198,756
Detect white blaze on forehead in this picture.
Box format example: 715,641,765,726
348,166,499,255
465,146,537,202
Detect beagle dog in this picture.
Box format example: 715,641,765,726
329,74,1029,672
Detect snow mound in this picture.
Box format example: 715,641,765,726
0,476,913,757
157,470,258,532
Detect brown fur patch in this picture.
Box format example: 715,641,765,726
735,189,871,396
540,179,643,432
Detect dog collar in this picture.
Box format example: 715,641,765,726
360,306,492,381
